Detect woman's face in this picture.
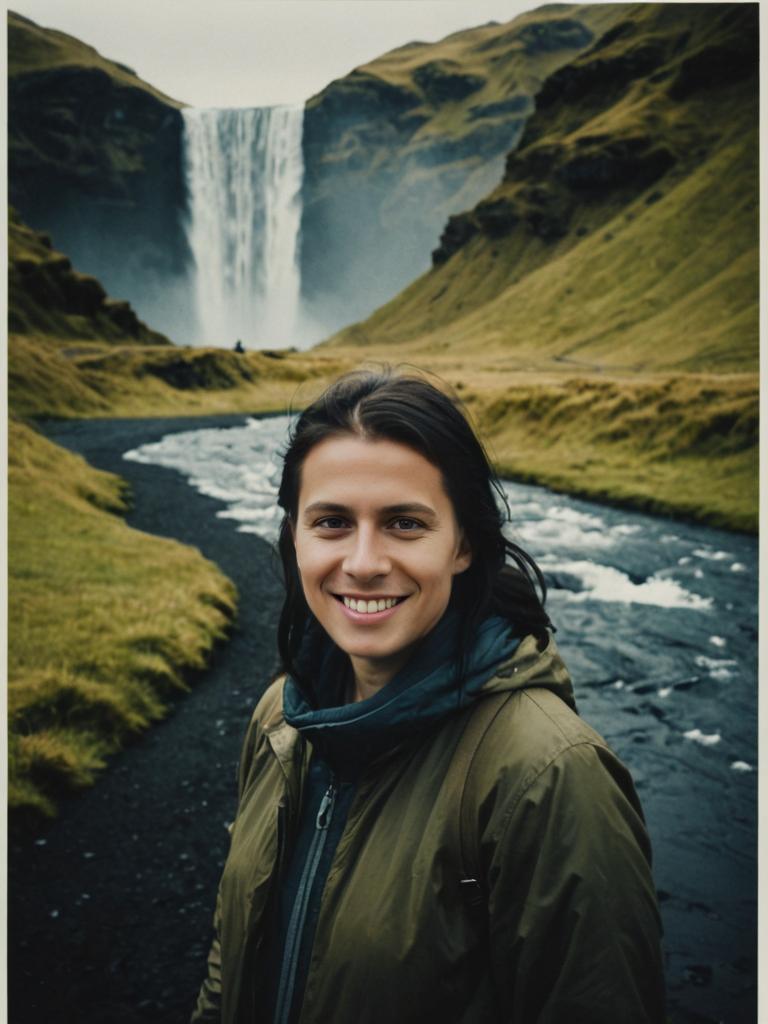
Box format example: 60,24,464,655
293,433,471,686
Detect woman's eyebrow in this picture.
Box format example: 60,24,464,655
381,503,437,519
302,502,350,520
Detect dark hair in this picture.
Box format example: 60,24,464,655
276,368,551,687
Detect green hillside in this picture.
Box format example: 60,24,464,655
8,10,181,106
349,3,623,146
328,4,757,370
8,10,190,336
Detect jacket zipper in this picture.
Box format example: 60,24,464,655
273,777,337,1024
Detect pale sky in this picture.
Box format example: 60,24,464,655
7,0,549,108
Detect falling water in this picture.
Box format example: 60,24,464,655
181,106,304,347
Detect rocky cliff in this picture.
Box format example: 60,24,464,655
326,3,757,374
7,12,192,341
8,208,170,345
300,4,625,334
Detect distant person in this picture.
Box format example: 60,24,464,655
234,340,245,354
192,369,666,1024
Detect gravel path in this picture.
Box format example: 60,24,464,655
9,415,283,1024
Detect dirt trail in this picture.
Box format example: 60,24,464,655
9,415,281,1024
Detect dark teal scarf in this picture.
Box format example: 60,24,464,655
283,609,520,770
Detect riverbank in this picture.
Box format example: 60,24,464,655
9,414,284,1023
8,418,237,819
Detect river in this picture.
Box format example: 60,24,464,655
124,413,758,1023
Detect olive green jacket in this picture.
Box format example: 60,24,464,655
192,635,665,1023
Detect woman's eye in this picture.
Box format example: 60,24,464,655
316,516,348,530
391,517,423,532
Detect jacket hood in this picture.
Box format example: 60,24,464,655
283,609,575,774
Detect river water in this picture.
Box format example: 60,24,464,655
125,414,758,1022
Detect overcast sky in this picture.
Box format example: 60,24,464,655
6,0,553,108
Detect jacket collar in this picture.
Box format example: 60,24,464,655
282,609,522,773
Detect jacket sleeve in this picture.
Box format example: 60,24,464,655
486,741,666,1024
190,695,274,1023
190,884,224,1023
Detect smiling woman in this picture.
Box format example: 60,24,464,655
192,368,666,1024
294,435,472,700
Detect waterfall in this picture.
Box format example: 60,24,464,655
181,106,304,347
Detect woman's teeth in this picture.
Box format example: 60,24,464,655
343,596,400,613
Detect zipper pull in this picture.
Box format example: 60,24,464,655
315,781,337,830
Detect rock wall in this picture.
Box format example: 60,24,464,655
8,13,193,342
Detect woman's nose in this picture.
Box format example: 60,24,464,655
342,526,390,579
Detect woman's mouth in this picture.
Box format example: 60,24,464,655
335,594,408,617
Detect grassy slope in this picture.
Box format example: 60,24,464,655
353,3,625,138
322,4,758,533
465,373,757,533
8,421,236,818
7,10,183,106
343,130,756,372
330,6,757,363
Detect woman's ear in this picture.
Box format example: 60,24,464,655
453,531,472,575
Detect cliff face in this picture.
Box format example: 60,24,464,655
7,12,192,341
300,4,625,334
327,3,758,375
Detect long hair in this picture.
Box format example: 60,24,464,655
276,368,551,688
